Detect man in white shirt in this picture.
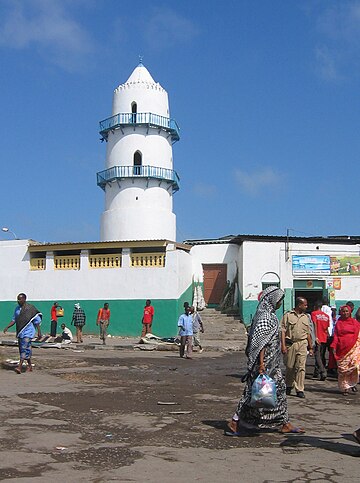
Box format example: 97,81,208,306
60,323,73,343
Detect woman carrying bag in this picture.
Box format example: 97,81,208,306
226,286,304,435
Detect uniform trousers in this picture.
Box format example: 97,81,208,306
284,339,308,392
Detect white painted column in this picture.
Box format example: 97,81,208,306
80,250,89,271
121,248,131,268
46,251,54,271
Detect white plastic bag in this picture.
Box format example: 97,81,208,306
250,374,277,408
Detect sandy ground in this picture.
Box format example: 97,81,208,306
0,341,359,482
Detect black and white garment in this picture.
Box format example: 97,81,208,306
236,286,289,428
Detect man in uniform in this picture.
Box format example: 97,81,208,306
281,297,313,398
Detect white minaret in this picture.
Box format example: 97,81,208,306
97,62,180,241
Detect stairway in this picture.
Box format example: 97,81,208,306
199,308,248,351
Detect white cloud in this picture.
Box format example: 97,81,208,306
234,167,282,196
0,0,95,71
192,182,217,198
315,45,340,81
143,7,200,50
315,1,360,81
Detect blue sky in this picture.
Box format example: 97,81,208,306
0,0,359,243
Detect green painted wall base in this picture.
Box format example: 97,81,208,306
1,285,193,338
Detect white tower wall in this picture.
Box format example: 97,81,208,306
105,130,173,170
99,63,179,242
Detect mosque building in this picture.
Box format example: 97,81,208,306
1,63,360,334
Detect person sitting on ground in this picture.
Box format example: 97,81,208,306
54,323,73,344
330,305,360,396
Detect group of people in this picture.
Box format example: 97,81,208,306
50,302,111,344
226,286,360,445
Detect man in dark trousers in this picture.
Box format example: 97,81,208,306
50,302,58,337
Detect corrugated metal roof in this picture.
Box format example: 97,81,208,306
183,234,360,246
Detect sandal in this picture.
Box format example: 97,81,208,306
351,386,358,393
280,423,305,434
353,429,360,444
226,420,238,434
14,367,22,374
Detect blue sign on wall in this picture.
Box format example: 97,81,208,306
292,255,331,275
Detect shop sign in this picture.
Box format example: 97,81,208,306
292,255,330,276
330,256,360,276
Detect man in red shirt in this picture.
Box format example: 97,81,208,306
50,302,58,337
96,303,110,345
141,299,154,338
311,301,330,381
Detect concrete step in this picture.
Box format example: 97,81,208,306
199,308,247,342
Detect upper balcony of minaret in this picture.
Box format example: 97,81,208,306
99,112,180,144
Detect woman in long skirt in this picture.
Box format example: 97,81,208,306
227,286,304,434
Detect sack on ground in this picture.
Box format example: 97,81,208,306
250,374,277,409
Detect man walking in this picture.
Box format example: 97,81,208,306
97,302,110,345
281,297,313,398
191,306,204,353
311,301,330,380
178,305,193,359
3,293,42,374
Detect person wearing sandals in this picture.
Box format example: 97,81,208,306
330,305,360,396
3,293,42,374
226,286,304,435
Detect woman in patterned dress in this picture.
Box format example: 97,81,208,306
330,305,360,395
226,286,304,434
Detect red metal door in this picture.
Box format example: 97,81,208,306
203,264,227,304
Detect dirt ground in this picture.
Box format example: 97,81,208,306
0,344,359,482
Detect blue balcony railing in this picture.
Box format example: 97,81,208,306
99,112,180,143
96,165,180,192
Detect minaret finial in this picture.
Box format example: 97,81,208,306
139,55,143,66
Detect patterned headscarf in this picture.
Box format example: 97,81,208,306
246,286,285,371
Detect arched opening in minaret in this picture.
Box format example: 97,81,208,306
133,151,142,175
131,102,137,123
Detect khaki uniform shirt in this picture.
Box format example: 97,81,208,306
281,310,311,342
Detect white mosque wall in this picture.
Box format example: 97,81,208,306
100,201,176,242
190,243,239,283
241,240,360,302
105,130,173,170
112,85,169,117
0,240,191,302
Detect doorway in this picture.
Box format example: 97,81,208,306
294,290,324,313
203,264,227,305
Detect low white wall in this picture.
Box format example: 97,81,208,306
0,240,193,301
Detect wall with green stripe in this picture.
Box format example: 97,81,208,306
1,285,194,338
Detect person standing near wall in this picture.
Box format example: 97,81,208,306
141,299,154,338
71,303,86,343
97,302,111,345
178,305,193,359
281,297,313,398
3,293,42,374
50,302,58,337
